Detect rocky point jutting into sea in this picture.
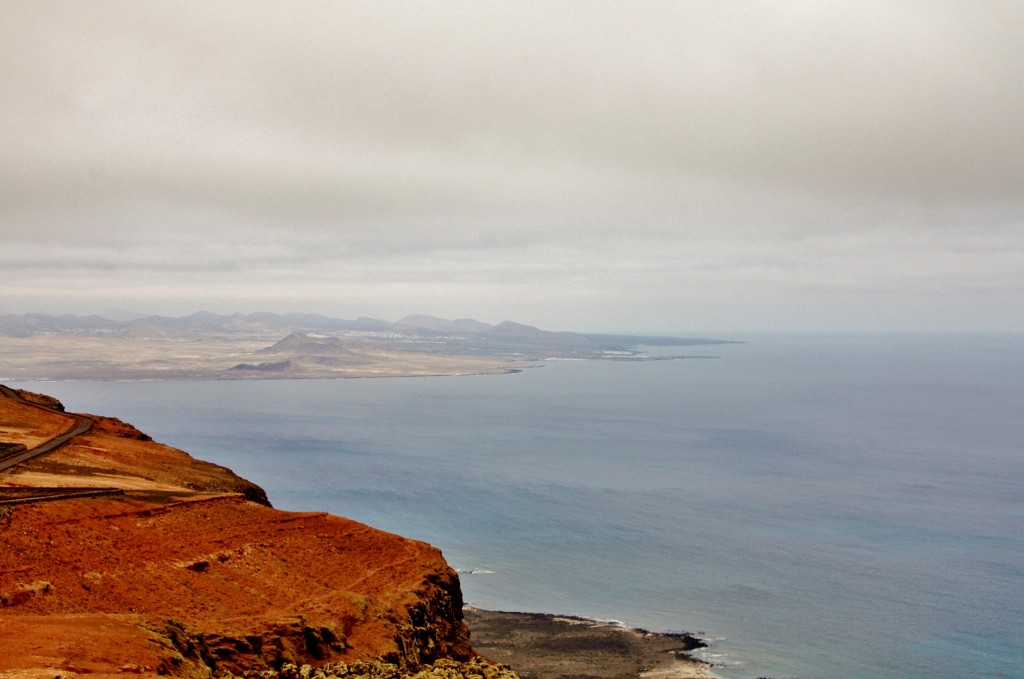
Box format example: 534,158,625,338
0,386,711,679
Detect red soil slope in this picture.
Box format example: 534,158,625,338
0,391,471,679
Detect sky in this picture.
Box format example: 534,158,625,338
2,1,1022,333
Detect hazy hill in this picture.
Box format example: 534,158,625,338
0,312,737,369
257,331,358,355
396,315,493,334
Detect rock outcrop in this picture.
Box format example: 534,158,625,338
0,389,474,678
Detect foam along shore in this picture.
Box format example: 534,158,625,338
463,607,713,679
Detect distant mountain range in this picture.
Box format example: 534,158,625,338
0,311,735,359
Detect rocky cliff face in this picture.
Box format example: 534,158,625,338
0,390,473,678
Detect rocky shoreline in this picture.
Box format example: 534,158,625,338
464,608,712,679
218,609,715,679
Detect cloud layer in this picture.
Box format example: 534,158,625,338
2,1,1022,331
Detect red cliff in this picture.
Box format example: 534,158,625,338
0,390,472,678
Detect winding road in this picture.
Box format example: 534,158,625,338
0,384,94,473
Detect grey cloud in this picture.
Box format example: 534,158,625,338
9,3,1023,201
1,1,1022,330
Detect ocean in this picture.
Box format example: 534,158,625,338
19,333,1024,679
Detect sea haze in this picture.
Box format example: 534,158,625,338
23,333,1024,679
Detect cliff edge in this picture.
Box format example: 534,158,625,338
0,389,473,678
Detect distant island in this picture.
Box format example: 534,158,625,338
0,312,737,381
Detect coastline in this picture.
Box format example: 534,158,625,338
464,607,713,679
2,385,715,679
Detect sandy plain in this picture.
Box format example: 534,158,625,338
0,334,522,381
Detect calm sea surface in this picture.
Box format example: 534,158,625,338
19,334,1024,679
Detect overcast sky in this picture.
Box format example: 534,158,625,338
2,1,1022,332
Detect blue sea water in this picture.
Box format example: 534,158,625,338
18,333,1024,679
